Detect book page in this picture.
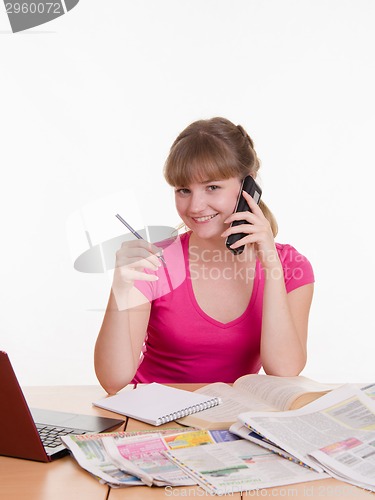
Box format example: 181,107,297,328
234,375,340,410
177,383,276,428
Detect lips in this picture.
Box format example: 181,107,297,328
191,214,218,223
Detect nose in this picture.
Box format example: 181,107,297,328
189,191,207,213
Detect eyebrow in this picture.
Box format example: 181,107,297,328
200,179,223,184
175,179,223,188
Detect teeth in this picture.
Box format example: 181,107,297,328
193,214,217,222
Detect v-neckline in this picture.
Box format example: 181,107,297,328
183,232,260,328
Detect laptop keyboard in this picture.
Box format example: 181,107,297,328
36,423,87,448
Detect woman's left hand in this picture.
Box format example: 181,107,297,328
221,190,277,269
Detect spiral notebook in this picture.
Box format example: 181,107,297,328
93,383,221,426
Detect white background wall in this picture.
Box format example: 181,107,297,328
0,0,374,387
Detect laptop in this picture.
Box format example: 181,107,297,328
0,351,125,462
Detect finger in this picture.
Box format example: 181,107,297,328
221,223,257,238
241,190,263,214
121,239,162,254
154,245,166,260
116,247,161,268
224,212,258,225
145,241,164,255
128,257,162,271
125,269,159,282
114,269,159,286
116,255,161,271
118,246,161,268
127,247,162,264
228,234,259,249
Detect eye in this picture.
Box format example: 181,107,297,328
207,185,220,191
175,188,190,195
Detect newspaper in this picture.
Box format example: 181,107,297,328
61,428,239,488
309,383,375,491
229,421,302,465
234,383,375,492
163,438,327,495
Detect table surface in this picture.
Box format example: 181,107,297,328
0,385,373,500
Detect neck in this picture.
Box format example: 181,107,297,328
189,231,225,252
188,231,255,266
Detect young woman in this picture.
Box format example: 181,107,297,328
95,117,314,394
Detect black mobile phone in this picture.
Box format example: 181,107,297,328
225,175,262,255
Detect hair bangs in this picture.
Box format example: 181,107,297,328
164,133,241,187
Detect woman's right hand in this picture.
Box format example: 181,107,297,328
113,239,162,292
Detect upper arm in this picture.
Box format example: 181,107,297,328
287,283,314,351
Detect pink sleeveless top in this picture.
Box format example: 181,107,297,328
132,232,314,383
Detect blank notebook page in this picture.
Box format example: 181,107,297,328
93,383,221,426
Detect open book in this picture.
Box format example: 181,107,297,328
177,374,339,429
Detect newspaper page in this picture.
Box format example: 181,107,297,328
102,428,241,486
101,433,196,486
163,438,327,495
309,435,375,491
237,383,375,489
230,421,302,464
312,384,375,489
60,431,145,487
361,383,375,401
62,428,238,487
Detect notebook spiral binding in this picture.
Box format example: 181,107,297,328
156,397,221,426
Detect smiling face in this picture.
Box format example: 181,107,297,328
174,177,242,241
164,118,262,243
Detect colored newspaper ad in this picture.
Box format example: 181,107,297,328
233,383,375,492
163,438,327,495
61,428,238,488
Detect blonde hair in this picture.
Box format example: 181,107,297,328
164,117,278,236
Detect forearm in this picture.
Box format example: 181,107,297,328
260,263,307,376
94,290,149,394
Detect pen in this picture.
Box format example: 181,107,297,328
115,213,167,266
